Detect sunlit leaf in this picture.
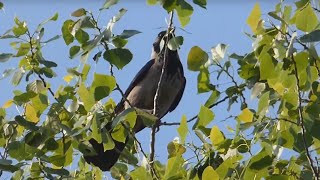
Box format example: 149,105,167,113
187,46,208,71
177,115,188,144
130,167,152,180
247,3,261,34
210,126,225,146
237,108,253,123
90,73,116,101
295,3,318,32
193,105,214,129
202,166,219,180
78,83,95,111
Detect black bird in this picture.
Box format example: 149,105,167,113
84,30,186,171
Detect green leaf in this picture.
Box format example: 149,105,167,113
43,167,69,176
81,63,91,82
197,68,211,93
11,68,25,86
177,115,188,144
0,161,23,173
0,2,3,9
112,37,128,48
90,73,116,101
168,36,183,51
92,113,102,143
300,29,320,43
14,116,39,131
163,156,185,179
0,53,13,62
69,45,80,58
193,0,206,9
26,80,46,93
204,89,220,107
103,48,133,69
146,0,157,5
75,29,89,44
210,126,225,146
78,83,95,111
135,108,158,127
248,149,273,171
101,0,119,10
71,8,86,17
187,46,208,71
118,30,142,39
295,3,318,32
36,13,58,32
257,92,269,117
247,3,261,34
42,35,61,43
12,17,28,36
202,166,219,180
193,105,214,129
167,141,186,158
130,167,152,180
61,20,74,45
237,108,254,123
13,91,37,103
16,43,30,57
259,51,274,80
175,0,193,27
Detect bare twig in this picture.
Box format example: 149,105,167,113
160,96,229,126
216,63,247,108
150,11,174,176
292,55,319,179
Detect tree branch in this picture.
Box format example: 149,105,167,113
160,96,229,126
292,55,319,179
150,10,174,176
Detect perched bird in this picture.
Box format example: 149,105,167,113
84,30,186,171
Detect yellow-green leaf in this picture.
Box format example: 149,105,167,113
2,100,13,108
295,3,318,32
237,108,253,123
210,126,224,146
25,104,39,123
187,46,208,71
78,83,95,111
202,166,219,180
247,3,261,34
177,115,188,144
194,105,214,129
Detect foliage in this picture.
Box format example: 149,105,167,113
0,0,320,179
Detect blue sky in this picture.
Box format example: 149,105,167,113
0,0,280,177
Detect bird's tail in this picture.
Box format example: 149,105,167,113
83,138,127,171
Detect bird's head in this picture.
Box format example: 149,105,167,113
151,29,175,59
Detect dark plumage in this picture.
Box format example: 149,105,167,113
84,30,186,171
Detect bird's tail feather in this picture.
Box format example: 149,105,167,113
83,138,127,171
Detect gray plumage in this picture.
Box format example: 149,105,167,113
84,31,186,171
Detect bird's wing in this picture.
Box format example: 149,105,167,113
115,59,155,113
168,76,186,112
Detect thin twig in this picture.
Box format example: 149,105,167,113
216,63,247,108
292,55,319,179
160,96,229,126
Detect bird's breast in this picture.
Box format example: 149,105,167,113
125,62,184,118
